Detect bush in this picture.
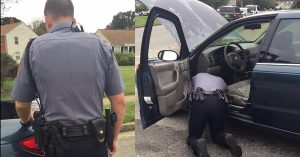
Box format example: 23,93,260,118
114,53,135,66
1,53,17,86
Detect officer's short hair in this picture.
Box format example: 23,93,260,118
44,0,74,20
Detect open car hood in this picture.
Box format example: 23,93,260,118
141,0,228,51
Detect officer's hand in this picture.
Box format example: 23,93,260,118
30,111,35,121
109,140,118,156
20,119,33,128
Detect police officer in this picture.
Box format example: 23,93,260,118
12,0,125,156
187,73,242,157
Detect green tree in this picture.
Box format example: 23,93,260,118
199,0,229,9
135,0,148,12
291,0,300,9
1,17,20,25
30,19,47,36
107,11,135,30
1,53,17,85
243,0,277,9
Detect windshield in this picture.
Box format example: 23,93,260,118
211,22,270,46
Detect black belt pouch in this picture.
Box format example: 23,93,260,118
88,118,106,144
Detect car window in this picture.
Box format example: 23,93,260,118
220,7,234,12
148,18,181,59
246,5,255,11
267,19,300,64
211,22,270,46
235,7,240,13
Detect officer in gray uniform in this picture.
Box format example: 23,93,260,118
188,73,242,157
12,0,125,157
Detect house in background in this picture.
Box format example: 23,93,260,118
1,22,37,63
95,29,135,53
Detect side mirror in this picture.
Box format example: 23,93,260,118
158,50,179,61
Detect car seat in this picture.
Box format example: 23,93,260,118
226,79,250,107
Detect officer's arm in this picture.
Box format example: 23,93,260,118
108,92,125,142
15,101,32,124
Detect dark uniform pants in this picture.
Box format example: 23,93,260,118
45,135,108,157
188,95,227,147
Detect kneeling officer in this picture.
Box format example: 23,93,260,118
12,0,125,157
188,73,242,157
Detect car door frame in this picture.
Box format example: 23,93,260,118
137,6,190,129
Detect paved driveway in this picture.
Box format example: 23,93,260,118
115,131,135,157
135,103,300,157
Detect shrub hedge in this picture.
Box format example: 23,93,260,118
114,53,135,66
1,53,17,86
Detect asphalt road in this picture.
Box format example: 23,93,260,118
135,103,300,157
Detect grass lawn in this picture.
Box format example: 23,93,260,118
0,66,135,100
119,66,135,96
104,101,135,123
135,16,161,28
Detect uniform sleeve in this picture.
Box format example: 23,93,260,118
11,51,36,102
104,47,125,96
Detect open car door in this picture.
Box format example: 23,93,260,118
136,7,190,129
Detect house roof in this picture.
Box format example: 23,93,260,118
97,29,134,45
1,22,21,35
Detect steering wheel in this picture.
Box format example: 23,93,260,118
224,42,247,72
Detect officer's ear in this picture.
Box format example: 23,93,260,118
45,16,53,32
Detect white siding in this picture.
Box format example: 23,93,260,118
6,23,37,63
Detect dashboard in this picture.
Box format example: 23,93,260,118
196,43,260,74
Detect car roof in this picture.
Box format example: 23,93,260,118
242,10,299,20
275,10,300,19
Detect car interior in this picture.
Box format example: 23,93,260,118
193,22,272,107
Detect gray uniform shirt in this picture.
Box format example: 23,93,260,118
193,73,226,94
12,23,125,126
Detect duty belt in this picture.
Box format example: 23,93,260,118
59,124,91,138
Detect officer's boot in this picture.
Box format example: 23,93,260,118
224,133,242,157
189,138,210,157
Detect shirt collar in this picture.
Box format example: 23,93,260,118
50,23,72,33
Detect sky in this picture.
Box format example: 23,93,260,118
3,0,135,33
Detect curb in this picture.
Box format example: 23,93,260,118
120,122,135,132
